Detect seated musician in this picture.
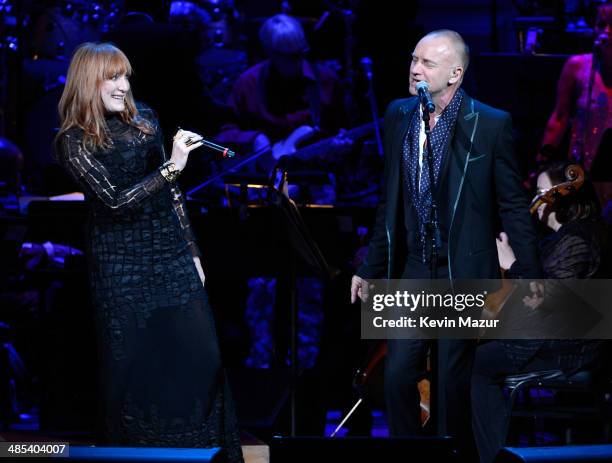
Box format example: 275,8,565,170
471,162,608,463
216,14,349,175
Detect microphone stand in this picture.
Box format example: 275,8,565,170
422,103,447,438
422,108,441,279
186,146,268,199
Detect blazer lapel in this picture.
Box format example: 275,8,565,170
447,95,479,232
387,98,418,219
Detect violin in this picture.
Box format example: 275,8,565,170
529,164,585,215
481,164,586,329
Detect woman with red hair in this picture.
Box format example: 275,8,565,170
55,42,243,461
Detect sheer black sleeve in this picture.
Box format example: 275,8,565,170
544,234,594,279
57,130,169,212
154,136,202,258
169,184,202,258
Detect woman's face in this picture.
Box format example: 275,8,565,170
100,73,130,113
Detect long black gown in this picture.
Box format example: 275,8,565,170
56,105,243,462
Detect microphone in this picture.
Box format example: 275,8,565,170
360,57,373,81
185,137,236,158
416,81,435,114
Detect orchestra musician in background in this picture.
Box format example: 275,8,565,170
215,14,350,168
472,162,607,463
540,3,612,174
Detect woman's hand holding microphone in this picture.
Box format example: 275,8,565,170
170,129,204,171
160,129,204,183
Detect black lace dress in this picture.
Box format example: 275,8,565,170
56,106,243,462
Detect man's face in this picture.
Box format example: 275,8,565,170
409,35,462,97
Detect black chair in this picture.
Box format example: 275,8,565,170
503,366,611,446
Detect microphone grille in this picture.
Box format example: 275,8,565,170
416,81,429,91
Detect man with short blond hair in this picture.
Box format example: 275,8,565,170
351,30,541,460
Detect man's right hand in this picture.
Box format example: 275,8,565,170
351,275,370,304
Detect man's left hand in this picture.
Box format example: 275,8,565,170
496,232,517,271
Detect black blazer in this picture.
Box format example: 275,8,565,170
358,93,542,280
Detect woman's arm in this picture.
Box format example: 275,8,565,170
57,131,171,213
541,55,580,150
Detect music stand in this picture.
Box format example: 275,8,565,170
266,169,338,436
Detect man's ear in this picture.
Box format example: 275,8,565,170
448,66,463,85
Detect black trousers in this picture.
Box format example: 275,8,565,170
385,339,476,445
384,258,477,459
